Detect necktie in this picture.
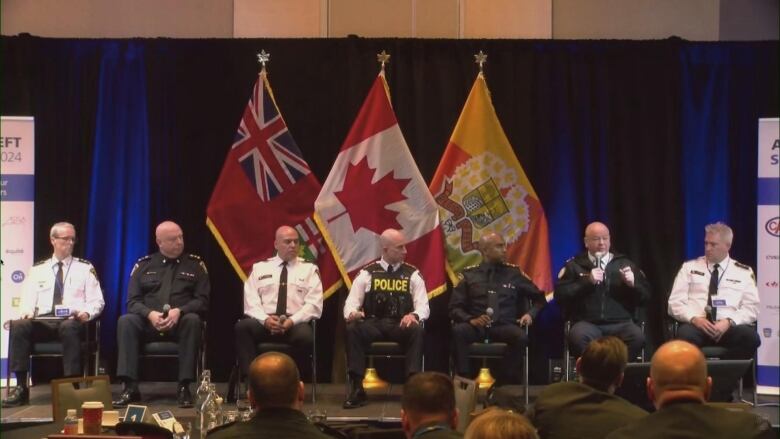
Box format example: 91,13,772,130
53,262,64,305
707,263,720,322
159,260,176,307
275,262,288,316
387,264,395,274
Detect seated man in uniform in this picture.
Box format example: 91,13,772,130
554,222,651,360
2,222,104,407
342,228,430,409
668,222,760,360
113,221,210,408
235,225,322,383
449,232,545,387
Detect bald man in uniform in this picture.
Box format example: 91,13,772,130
606,340,772,439
342,229,430,409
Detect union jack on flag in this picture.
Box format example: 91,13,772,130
232,76,312,202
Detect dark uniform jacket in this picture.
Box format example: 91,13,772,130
528,381,647,439
127,252,210,318
449,262,546,325
207,407,330,439
411,422,463,438
605,399,774,439
554,252,651,323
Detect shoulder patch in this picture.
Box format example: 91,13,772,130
33,258,48,266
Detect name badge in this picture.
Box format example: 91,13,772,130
712,298,727,307
54,305,71,317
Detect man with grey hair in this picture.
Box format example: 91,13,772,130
2,222,104,407
668,222,760,359
342,228,430,409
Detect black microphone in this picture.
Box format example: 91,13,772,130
162,304,170,319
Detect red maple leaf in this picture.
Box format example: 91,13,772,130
334,156,411,235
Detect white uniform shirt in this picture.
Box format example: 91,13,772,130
19,255,105,320
243,256,323,325
343,258,430,320
668,255,759,326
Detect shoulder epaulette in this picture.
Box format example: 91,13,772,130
74,257,92,265
461,264,480,272
565,257,575,263
187,253,202,260
733,261,752,270
401,261,419,271
33,258,48,266
362,260,382,271
136,255,152,263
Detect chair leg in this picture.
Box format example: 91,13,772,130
311,334,317,405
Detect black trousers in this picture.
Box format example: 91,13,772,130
452,322,527,385
568,321,644,360
234,317,313,376
8,318,85,377
116,313,202,383
345,317,424,379
676,323,760,360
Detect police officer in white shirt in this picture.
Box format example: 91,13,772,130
342,228,430,409
2,222,104,407
668,222,761,360
234,225,323,381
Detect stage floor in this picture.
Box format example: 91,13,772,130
1,381,778,437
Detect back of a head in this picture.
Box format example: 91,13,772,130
464,409,538,439
578,336,628,392
402,372,455,419
650,340,709,404
248,352,301,409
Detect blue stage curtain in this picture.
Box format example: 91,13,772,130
84,41,151,360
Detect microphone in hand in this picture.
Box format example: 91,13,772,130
593,252,605,284
162,304,170,319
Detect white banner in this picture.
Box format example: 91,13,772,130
0,116,35,386
756,118,779,395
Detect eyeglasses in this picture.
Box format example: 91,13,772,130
54,236,77,243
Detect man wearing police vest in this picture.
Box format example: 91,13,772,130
342,229,430,409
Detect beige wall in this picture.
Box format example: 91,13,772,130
1,0,777,40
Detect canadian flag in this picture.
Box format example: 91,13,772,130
314,73,447,297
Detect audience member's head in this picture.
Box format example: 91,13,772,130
576,336,628,393
647,340,711,410
401,372,458,438
247,352,305,411
464,408,538,439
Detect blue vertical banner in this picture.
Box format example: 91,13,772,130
756,118,780,394
0,116,35,385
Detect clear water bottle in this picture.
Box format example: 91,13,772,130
199,383,217,438
195,369,211,415
63,409,79,435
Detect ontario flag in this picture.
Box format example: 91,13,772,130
430,72,553,291
206,69,342,297
314,72,447,297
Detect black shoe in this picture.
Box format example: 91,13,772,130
177,384,193,408
112,387,141,408
1,386,29,407
342,387,367,409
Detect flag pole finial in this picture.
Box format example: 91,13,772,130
474,50,487,73
257,50,271,73
377,50,391,74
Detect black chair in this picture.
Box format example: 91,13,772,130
462,324,531,406
5,318,101,388
671,320,758,406
228,319,318,403
139,321,207,381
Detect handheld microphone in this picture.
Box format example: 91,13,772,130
704,305,712,320
162,304,171,319
484,307,494,343
593,252,605,284
279,314,287,324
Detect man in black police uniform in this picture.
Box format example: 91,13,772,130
113,221,210,408
554,222,651,360
449,232,545,387
342,228,430,409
